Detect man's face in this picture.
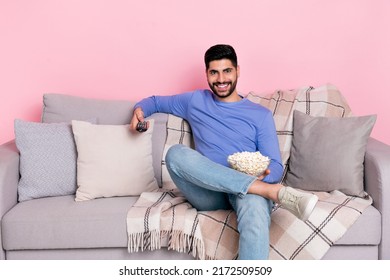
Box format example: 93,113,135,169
206,59,240,100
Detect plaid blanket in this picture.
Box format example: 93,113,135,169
127,84,372,259
127,190,239,260
269,190,372,259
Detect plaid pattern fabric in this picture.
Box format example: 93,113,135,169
269,190,372,259
161,115,194,190
127,85,371,259
247,84,353,178
126,189,371,259
127,190,238,260
197,209,239,259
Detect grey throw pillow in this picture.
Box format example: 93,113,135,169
15,120,79,201
284,110,376,197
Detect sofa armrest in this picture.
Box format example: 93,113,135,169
364,137,390,259
0,140,20,259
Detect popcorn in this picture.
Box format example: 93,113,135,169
227,151,270,176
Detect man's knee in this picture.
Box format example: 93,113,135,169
165,144,187,170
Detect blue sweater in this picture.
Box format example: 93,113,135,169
135,89,283,183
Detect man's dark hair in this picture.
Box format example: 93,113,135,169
204,44,238,70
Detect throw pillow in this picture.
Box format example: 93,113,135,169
284,111,376,197
72,120,158,201
14,119,79,201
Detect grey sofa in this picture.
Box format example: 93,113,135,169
0,93,389,260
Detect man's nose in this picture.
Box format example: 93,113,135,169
217,73,225,83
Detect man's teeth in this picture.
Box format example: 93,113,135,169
217,84,228,88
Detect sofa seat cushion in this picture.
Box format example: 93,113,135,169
2,195,381,251
334,205,381,245
2,195,137,250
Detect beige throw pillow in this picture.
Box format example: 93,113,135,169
72,120,158,201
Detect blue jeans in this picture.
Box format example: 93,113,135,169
165,144,273,260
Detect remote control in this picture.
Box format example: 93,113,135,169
136,121,148,132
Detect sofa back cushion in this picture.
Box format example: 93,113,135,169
42,93,134,125
41,94,168,187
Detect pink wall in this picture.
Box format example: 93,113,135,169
1,0,389,145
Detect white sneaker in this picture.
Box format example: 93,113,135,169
278,186,318,221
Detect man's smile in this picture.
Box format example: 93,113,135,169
214,82,231,91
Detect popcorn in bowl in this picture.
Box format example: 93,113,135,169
227,151,270,177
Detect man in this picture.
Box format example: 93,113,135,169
130,44,318,259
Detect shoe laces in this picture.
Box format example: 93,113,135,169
281,190,300,209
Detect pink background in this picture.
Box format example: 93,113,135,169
1,0,389,145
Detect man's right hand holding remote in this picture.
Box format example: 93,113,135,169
130,107,149,132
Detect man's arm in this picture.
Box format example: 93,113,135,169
130,92,194,132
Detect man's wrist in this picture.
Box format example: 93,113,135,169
134,107,144,118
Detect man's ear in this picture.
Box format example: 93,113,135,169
236,65,241,78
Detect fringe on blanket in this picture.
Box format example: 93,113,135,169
169,230,205,259
128,229,205,260
128,230,161,253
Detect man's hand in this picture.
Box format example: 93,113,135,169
257,169,270,181
130,107,149,132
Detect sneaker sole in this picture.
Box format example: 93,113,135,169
300,195,319,221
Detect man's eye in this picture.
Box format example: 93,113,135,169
224,69,232,73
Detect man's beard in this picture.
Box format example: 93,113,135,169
208,80,238,99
